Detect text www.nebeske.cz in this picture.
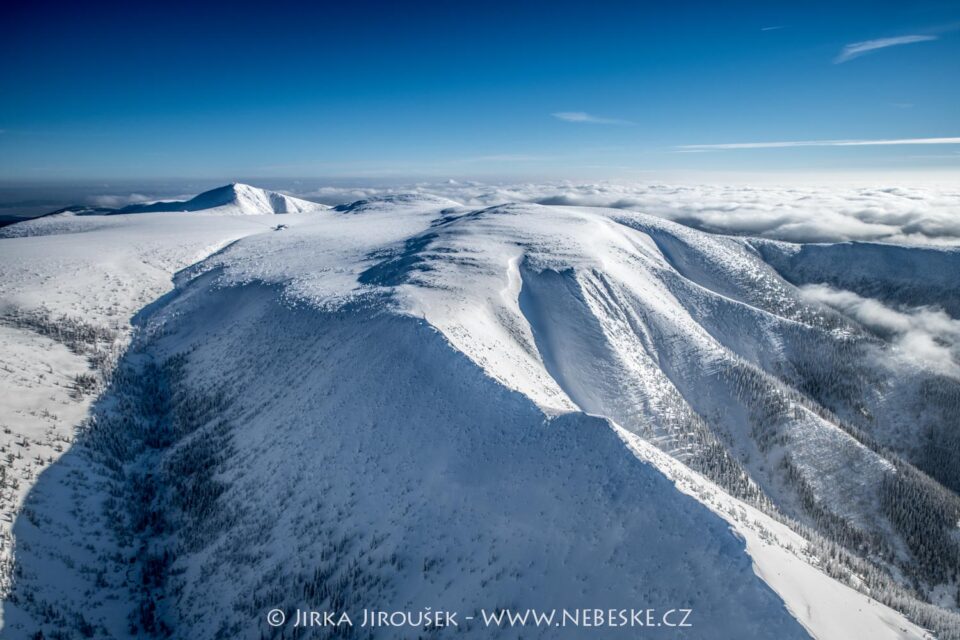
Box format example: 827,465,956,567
271,607,693,629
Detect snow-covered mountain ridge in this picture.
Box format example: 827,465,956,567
1,185,958,639
28,183,327,219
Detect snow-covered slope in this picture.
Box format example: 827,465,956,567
0,198,327,621
6,280,816,639
1,187,957,639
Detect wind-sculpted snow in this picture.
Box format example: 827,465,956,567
2,187,957,638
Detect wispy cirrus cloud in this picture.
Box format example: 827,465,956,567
834,34,937,63
552,112,634,125
677,137,960,151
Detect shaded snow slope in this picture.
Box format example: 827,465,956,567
0,205,324,612
4,279,812,639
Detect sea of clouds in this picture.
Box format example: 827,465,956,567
45,180,960,246
298,181,960,246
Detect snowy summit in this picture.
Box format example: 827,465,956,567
116,182,327,215
44,183,329,218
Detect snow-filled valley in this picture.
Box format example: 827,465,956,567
1,183,958,639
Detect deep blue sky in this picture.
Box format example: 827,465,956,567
2,0,958,180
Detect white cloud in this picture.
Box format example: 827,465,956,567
677,137,960,151
88,193,156,208
834,34,937,63
552,112,634,125
800,284,960,376
296,180,960,245
761,26,784,31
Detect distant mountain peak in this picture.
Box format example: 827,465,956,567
114,183,327,215
26,183,328,220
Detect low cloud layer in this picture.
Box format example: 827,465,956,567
298,181,960,246
801,284,960,376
